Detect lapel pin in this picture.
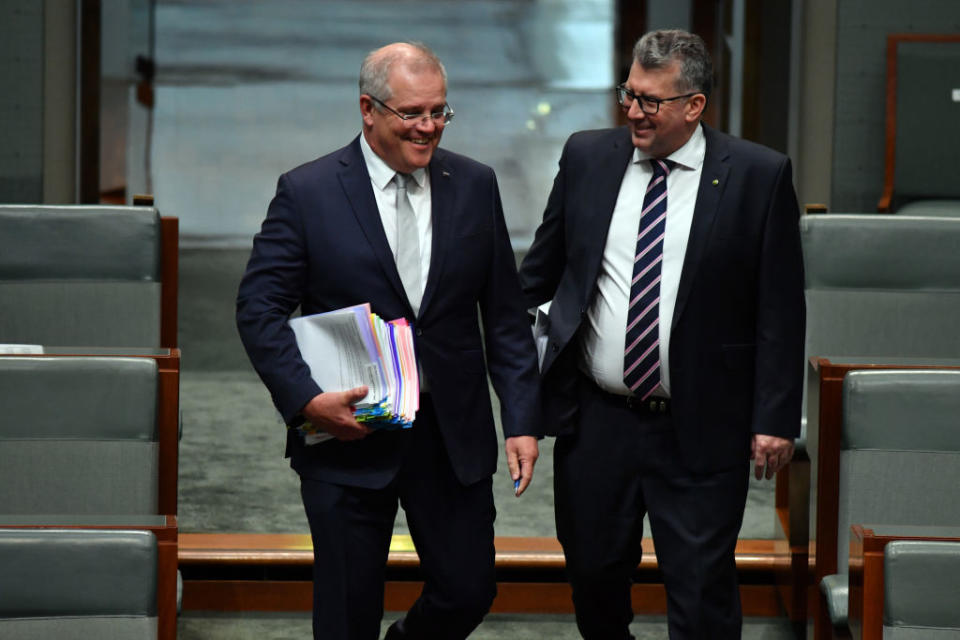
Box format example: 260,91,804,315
442,171,450,177
711,178,719,186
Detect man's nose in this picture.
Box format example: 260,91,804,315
415,116,438,134
627,100,647,119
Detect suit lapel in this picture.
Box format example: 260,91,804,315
418,151,454,319
671,124,730,329
336,137,410,307
582,129,636,303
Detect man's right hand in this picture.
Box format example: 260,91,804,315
301,387,372,441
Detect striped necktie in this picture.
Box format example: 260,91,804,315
623,158,674,399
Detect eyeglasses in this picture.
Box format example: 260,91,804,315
615,84,699,115
368,95,455,126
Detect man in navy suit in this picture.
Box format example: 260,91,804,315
236,42,541,640
518,30,805,639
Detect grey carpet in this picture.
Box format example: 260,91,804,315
178,612,799,639
178,369,776,537
177,248,778,538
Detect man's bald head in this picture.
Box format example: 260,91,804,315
359,42,447,100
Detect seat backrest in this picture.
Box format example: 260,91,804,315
836,370,960,572
0,205,163,347
800,214,960,442
0,357,160,515
892,39,960,202
884,539,960,635
0,528,157,639
802,215,960,361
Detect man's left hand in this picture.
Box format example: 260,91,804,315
751,434,795,480
505,436,539,497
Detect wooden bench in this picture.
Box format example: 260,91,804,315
178,533,791,615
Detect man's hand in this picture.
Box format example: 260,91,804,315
301,387,372,441
751,434,795,480
505,436,539,497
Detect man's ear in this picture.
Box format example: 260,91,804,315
360,95,376,127
685,94,707,123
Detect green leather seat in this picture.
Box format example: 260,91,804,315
884,539,960,638
0,528,158,639
0,356,160,515
0,205,163,348
800,214,960,449
819,370,960,628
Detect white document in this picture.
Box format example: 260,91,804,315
289,308,386,445
531,302,552,371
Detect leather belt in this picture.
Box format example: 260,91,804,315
594,382,671,415
579,371,672,415
624,394,671,415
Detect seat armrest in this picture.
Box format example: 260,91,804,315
820,573,849,627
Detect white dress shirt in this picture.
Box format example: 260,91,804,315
359,133,433,294
579,124,705,397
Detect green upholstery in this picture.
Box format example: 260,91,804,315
884,540,960,638
0,357,160,515
897,200,960,218
803,215,960,290
0,205,163,347
893,41,960,201
818,573,849,627
800,214,960,449
821,370,960,628
843,371,960,451
0,528,157,639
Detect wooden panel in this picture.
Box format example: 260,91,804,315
879,34,960,212
78,0,100,204
160,216,178,349
182,579,783,617
773,452,811,622
156,349,180,516
180,534,788,572
180,533,789,616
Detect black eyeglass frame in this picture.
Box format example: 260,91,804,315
615,84,701,114
367,95,455,125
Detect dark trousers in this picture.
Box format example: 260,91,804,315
299,398,497,640
554,376,750,640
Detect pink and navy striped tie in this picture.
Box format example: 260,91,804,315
624,158,674,400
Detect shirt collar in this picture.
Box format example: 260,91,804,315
632,122,706,171
359,133,428,191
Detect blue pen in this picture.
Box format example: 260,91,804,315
514,478,521,494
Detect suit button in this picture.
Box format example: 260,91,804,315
415,328,423,336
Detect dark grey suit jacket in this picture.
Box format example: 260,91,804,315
237,136,542,488
519,123,805,473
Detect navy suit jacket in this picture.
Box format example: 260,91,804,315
519,123,805,473
237,136,541,489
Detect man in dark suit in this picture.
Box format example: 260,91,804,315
518,30,805,639
236,42,541,640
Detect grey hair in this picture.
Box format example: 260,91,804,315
633,29,712,98
359,42,447,101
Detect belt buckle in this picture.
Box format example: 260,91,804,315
626,395,668,414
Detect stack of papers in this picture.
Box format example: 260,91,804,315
289,303,419,444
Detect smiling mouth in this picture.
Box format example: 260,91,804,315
408,137,433,145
